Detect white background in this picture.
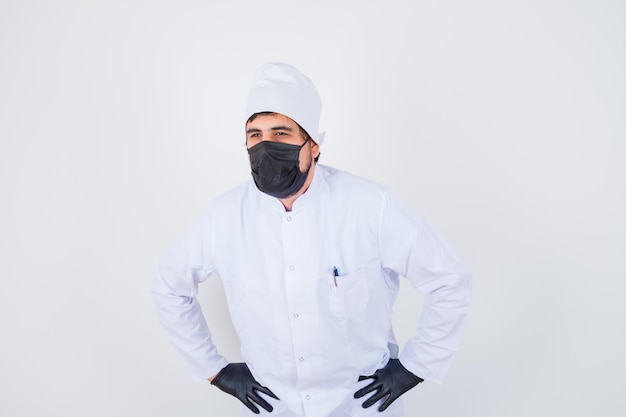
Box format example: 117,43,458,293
1,1,625,416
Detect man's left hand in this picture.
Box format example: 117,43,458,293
354,358,424,412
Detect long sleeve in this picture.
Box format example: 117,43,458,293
151,214,229,381
378,192,472,384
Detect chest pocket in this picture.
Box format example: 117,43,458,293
328,266,370,320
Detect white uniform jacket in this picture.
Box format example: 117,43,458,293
152,164,471,417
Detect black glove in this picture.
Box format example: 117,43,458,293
211,362,279,414
354,358,424,412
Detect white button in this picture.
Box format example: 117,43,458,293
293,313,299,318
305,395,311,400
287,216,292,221
290,265,295,271
299,357,304,362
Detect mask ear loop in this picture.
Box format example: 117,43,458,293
299,137,311,148
297,136,315,174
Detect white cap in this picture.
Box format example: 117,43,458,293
245,62,325,145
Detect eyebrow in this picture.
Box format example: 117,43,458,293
246,125,294,134
271,125,293,132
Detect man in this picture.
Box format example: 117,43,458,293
152,63,471,417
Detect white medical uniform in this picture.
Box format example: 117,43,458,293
152,164,471,417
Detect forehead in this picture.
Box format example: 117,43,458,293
246,113,299,129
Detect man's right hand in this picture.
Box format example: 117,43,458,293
210,362,279,414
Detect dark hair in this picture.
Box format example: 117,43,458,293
246,112,320,162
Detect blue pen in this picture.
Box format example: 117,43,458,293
333,266,339,287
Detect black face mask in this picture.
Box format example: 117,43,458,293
247,138,311,199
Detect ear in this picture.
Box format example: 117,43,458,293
310,141,320,159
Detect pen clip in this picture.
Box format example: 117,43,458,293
332,266,339,287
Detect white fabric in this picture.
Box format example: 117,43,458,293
152,165,471,417
245,63,324,145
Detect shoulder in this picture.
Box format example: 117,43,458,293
318,164,388,199
316,165,392,218
203,180,254,216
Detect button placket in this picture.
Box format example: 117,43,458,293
282,209,324,395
